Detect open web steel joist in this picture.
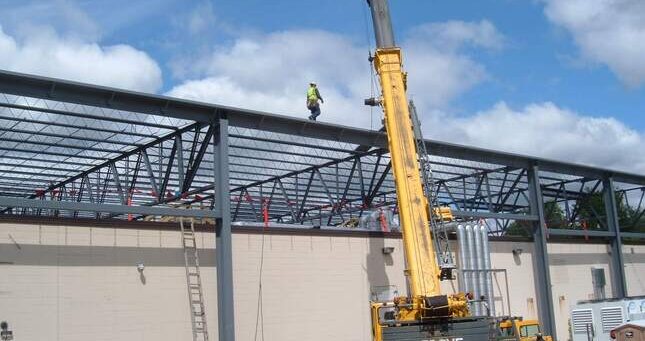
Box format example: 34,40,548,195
0,69,644,339
0,69,643,238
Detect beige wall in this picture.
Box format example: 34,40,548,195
548,242,613,341
0,222,643,341
624,244,645,297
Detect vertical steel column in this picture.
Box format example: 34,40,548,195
603,176,627,298
213,119,235,341
527,165,556,339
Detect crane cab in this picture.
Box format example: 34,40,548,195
497,318,552,341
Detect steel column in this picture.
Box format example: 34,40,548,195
527,165,556,338
213,118,235,341
603,177,627,298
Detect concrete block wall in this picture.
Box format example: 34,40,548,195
624,244,645,297
547,242,613,340
0,222,218,341
1,222,644,341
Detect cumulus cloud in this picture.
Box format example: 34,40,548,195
167,19,644,174
168,30,371,126
168,20,504,127
543,0,645,87
0,26,162,92
403,20,503,110
424,102,645,173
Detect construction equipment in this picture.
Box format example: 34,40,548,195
363,1,550,340
364,0,478,339
180,218,209,341
410,99,455,280
497,318,552,341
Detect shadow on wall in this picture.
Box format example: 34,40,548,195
365,236,394,301
0,243,217,267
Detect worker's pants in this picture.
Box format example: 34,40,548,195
308,105,320,120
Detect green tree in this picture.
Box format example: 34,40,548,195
575,190,630,230
504,201,565,237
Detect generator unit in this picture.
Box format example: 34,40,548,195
570,296,645,341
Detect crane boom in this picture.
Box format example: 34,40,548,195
365,2,551,340
366,2,470,339
372,39,441,298
367,0,462,304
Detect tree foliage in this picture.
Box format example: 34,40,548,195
504,187,645,236
504,201,565,237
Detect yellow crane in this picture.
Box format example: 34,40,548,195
364,1,552,340
364,1,473,339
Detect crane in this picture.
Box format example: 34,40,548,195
363,2,553,340
364,0,488,339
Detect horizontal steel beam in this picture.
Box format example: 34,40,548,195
0,197,221,218
0,69,643,185
451,211,538,221
621,232,645,239
547,229,614,237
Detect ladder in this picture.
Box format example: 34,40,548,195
409,100,455,279
180,218,209,341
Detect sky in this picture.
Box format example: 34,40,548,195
0,0,644,174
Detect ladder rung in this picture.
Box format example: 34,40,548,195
181,220,209,341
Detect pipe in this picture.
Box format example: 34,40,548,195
465,224,478,315
456,225,469,294
473,224,485,316
481,224,495,316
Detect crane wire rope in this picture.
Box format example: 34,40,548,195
360,0,380,131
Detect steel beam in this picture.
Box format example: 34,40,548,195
452,211,538,221
547,229,612,237
527,165,556,338
213,119,235,341
0,196,220,217
603,177,627,298
1,69,644,185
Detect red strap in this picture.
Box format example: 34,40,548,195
582,219,589,241
127,195,133,222
262,198,269,229
379,209,389,232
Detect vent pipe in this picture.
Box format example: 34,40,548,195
457,225,470,295
480,225,495,316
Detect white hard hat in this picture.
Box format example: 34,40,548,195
309,81,316,85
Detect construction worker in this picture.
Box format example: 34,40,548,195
306,82,323,120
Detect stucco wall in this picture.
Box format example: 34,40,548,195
0,222,643,341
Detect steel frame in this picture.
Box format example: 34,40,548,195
0,70,644,341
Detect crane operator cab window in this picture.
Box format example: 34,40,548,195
520,324,541,338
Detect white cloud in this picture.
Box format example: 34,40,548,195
424,102,645,173
543,0,645,87
168,30,372,127
403,20,503,110
406,20,504,51
168,21,503,126
0,25,162,93
167,20,644,174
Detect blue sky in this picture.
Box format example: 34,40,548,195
0,0,644,172
46,0,643,128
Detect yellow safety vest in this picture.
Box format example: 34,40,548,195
307,87,318,101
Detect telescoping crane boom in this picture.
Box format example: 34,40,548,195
365,0,487,340
364,2,553,341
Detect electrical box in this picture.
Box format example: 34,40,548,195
592,267,606,300
592,268,606,288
